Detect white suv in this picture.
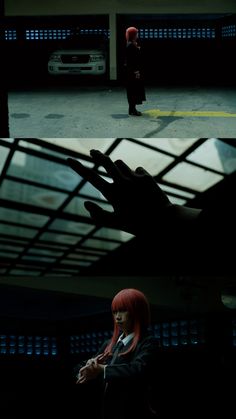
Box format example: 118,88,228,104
48,49,106,75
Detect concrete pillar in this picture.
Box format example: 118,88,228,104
109,12,117,80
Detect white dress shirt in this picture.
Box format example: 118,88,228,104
104,332,135,379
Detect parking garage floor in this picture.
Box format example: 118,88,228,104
8,84,236,138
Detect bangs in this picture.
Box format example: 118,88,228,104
111,292,132,312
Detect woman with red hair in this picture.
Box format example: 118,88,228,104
74,288,158,419
125,27,146,116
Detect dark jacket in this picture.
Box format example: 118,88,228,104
125,42,146,105
74,333,159,419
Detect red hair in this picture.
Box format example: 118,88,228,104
126,26,138,42
102,289,150,359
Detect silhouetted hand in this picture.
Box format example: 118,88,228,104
67,150,173,236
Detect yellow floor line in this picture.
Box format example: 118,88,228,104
143,109,236,118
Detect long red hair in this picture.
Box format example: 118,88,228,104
126,26,138,42
101,288,150,359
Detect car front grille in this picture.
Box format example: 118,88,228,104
58,67,92,71
61,54,90,64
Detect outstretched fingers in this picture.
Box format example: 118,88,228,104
67,157,110,196
90,150,128,182
114,159,134,179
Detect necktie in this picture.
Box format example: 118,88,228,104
110,340,124,365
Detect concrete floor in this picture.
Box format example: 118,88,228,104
8,85,236,138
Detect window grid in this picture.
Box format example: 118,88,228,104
0,334,58,356
152,319,205,347
4,29,17,41
222,25,236,38
3,23,236,42
77,28,110,37
69,319,205,355
24,28,109,41
70,330,113,355
25,29,71,40
138,27,216,39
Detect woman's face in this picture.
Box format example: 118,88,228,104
113,310,133,336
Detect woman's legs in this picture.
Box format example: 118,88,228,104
126,83,142,116
128,100,142,116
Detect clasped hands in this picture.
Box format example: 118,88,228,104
76,356,106,384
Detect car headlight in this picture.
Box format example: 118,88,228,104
49,54,62,63
90,55,104,62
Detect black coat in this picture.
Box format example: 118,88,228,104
125,42,146,105
74,333,159,419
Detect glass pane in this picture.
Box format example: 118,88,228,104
49,219,94,235
167,195,186,205
109,139,174,175
61,259,92,267
0,146,10,172
0,222,38,238
9,270,41,276
0,207,49,227
162,162,224,191
39,232,81,245
187,139,236,174
0,139,14,143
49,268,78,273
18,139,113,162
8,151,82,191
40,139,115,155
159,184,195,199
94,228,134,242
68,253,100,261
74,248,107,255
64,196,113,216
19,140,66,159
80,178,111,200
0,244,25,252
136,138,198,155
35,242,68,250
19,140,98,164
0,251,18,258
22,255,57,263
0,179,68,209
81,239,121,251
0,237,28,245
27,248,64,257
